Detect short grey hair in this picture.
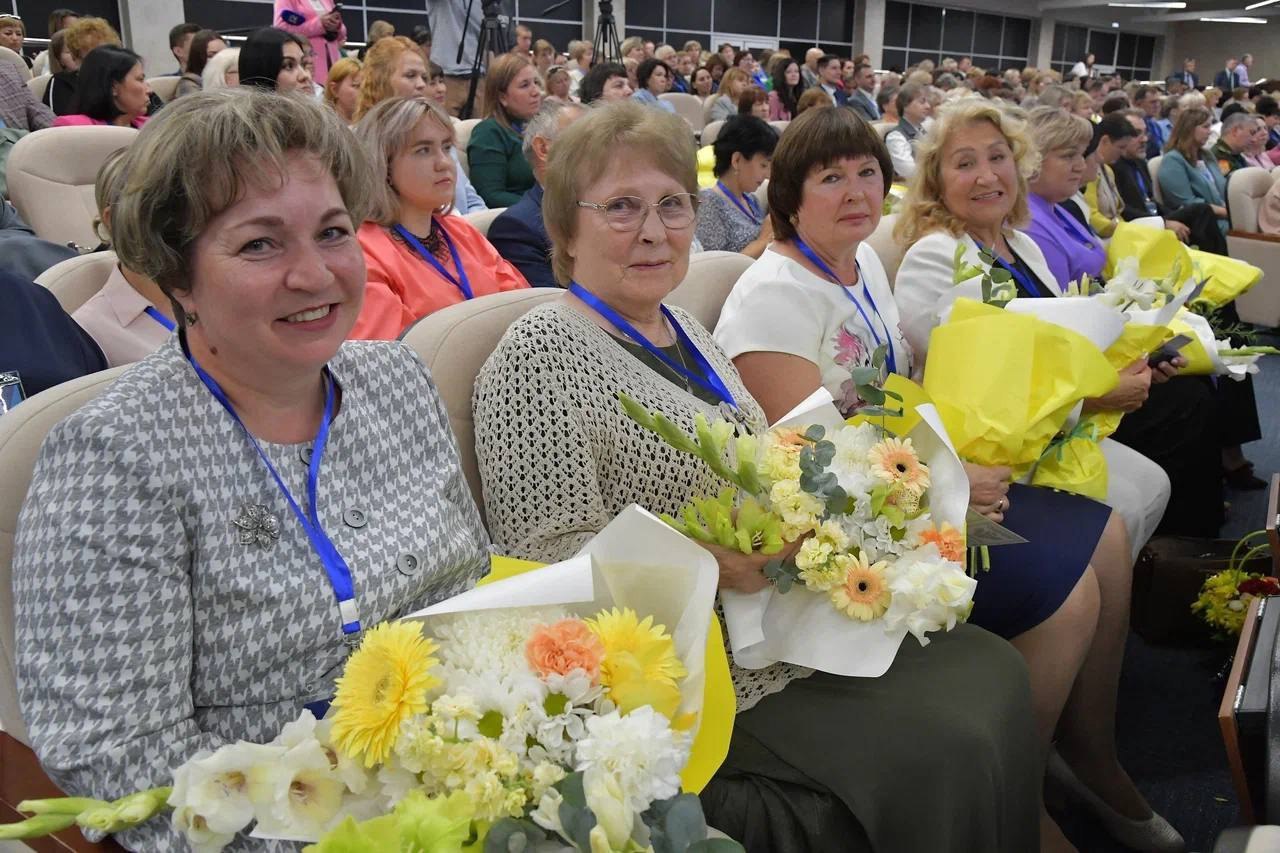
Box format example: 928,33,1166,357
354,96,456,226
202,47,240,89
522,100,590,161
1222,111,1256,136
1026,104,1093,156
109,88,374,314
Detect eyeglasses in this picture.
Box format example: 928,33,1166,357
576,193,697,231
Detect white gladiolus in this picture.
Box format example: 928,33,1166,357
250,739,346,838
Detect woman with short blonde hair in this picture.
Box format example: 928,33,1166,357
705,66,751,123
324,56,362,124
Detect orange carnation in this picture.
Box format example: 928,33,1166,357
525,618,605,681
919,523,965,563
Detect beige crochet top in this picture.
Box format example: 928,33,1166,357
473,300,811,711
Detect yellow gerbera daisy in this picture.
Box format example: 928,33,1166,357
585,608,687,719
829,554,892,621
868,436,930,495
330,621,440,768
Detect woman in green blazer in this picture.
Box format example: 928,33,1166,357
468,53,541,207
1157,105,1229,235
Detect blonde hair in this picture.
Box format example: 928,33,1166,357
895,98,1040,246
92,147,129,245
718,67,751,99
542,101,697,286
325,57,362,107
1026,105,1093,159
620,36,644,57
109,88,374,308
483,53,535,129
354,96,456,226
367,19,395,42
357,36,425,120
64,17,121,61
202,47,239,89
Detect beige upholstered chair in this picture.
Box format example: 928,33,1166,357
752,178,769,214
873,121,895,140
25,72,51,101
453,117,483,176
146,75,182,104
769,120,789,135
1226,167,1280,326
462,207,506,237
6,126,138,250
700,120,725,147
1147,155,1165,206
36,250,118,314
0,367,127,746
661,92,706,132
0,45,31,81
666,250,752,331
865,213,906,288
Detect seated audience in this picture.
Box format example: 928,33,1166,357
30,8,79,76
323,56,361,124
488,100,589,288
1242,115,1276,171
166,22,200,76
472,100,1040,853
273,0,346,84
1082,113,1144,239
352,96,527,339
566,39,592,95
737,85,769,119
355,36,427,120
421,60,486,214
1212,110,1256,174
175,29,226,98
0,60,54,130
0,270,107,402
202,47,240,89
619,36,645,63
357,18,394,61
884,83,931,179
468,53,541,206
767,56,804,121
52,46,151,128
14,88,489,851
543,64,573,105
632,58,676,113
0,14,30,67
794,86,833,117
1157,105,1229,236
0,202,77,280
578,61,633,104
48,17,122,115
238,26,312,94
532,38,555,78
695,115,776,256
705,67,750,123
71,150,175,367
690,66,714,99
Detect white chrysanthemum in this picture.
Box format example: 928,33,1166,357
882,552,977,645
430,607,568,677
534,669,602,764
438,666,548,755
858,514,902,560
574,706,690,816
828,425,879,497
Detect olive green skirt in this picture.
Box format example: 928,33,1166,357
700,623,1041,853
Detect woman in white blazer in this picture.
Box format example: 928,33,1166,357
892,98,1183,853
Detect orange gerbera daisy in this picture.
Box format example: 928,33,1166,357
868,436,930,495
829,554,892,621
919,523,966,562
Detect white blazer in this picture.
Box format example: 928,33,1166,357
893,228,1057,364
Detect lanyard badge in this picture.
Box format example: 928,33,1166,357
791,238,899,376
395,222,474,300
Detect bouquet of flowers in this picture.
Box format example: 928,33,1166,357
0,509,739,853
1192,530,1280,637
620,380,975,679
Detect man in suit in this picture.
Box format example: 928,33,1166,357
1176,57,1199,90
815,54,848,107
487,101,588,288
1134,84,1167,160
0,270,107,405
847,62,880,122
1213,57,1244,93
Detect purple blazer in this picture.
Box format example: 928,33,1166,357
1024,193,1108,290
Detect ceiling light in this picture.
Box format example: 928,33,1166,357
1198,15,1268,21
1108,2,1186,7
1245,0,1280,9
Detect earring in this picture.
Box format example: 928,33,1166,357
184,311,198,326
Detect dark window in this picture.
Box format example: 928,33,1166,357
1116,32,1136,68
942,9,973,55
884,1,911,46
1002,17,1030,60
1136,35,1155,70
818,0,855,41
973,13,1003,56
882,48,907,72
666,3,711,30
909,4,942,49
781,0,822,40
1087,31,1116,66
626,2,663,27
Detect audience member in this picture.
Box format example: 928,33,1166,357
201,46,240,90
767,56,804,121
52,45,150,128
532,38,555,78
488,100,589,287
352,96,527,339
0,271,107,401
468,54,541,206
355,35,427,119
1082,113,1143,238
578,61,632,104
566,39,593,96
0,59,54,130
175,30,225,97
690,66,714,98
794,86,833,116
0,202,77,281
357,18,393,60
632,58,676,112
876,88,899,124
239,27,311,94
815,54,849,107
421,60,486,214
166,22,199,75
510,23,532,57
273,0,345,83
695,115,776,255
620,36,645,63
1157,105,1228,236
323,56,361,124
1241,115,1274,171
885,82,931,179
847,63,880,121
0,14,30,67
48,17,122,115
706,67,750,122
542,65,572,104
473,100,1041,853
801,46,824,88
1133,85,1165,159
737,85,768,119
1212,110,1255,174
30,8,79,76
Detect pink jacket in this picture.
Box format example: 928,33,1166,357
51,114,147,128
273,0,348,84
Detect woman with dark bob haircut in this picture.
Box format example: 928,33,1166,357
695,114,777,256
51,44,151,128
237,26,312,93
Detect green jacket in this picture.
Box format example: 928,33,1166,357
466,117,535,208
1211,138,1248,175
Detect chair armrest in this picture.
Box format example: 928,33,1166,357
1225,232,1280,326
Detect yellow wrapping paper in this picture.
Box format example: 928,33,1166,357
922,299,1118,476
845,373,928,437
1191,248,1262,307
484,555,733,794
697,145,716,189
1030,427,1110,500
1104,221,1261,308
1168,313,1217,375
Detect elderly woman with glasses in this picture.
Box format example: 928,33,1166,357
473,99,1040,853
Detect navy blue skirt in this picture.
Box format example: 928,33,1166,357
966,483,1111,639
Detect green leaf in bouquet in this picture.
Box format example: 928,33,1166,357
848,366,880,386
655,414,704,457
484,817,549,853
618,393,659,430
763,558,799,594
554,774,597,852
802,425,825,442
644,794,708,853
670,507,715,544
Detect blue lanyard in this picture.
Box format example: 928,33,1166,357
182,340,361,642
970,238,1048,299
791,238,898,376
394,222,474,300
568,282,738,409
1051,204,1097,248
717,181,762,225
144,305,175,331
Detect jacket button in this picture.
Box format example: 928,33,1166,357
343,508,367,529
396,552,421,576
298,445,313,465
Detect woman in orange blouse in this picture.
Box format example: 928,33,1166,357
351,96,528,339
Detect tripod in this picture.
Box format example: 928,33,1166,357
592,0,621,65
459,0,509,119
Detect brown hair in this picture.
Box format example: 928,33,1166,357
355,96,456,225
737,85,767,114
356,36,424,120
767,107,893,243
794,87,833,116
1165,105,1212,161
483,53,535,129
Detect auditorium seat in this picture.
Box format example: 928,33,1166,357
0,366,128,746
0,45,31,82
666,250,753,332
865,213,906,288
1147,155,1165,206
6,126,138,251
145,75,181,104
35,250,118,314
462,207,505,237
26,72,51,101
701,120,725,147
769,120,789,135
661,92,706,132
873,121,895,140
453,117,482,177
1225,166,1280,327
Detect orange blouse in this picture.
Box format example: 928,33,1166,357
351,215,530,340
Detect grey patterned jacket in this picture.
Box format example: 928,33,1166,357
14,338,490,850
